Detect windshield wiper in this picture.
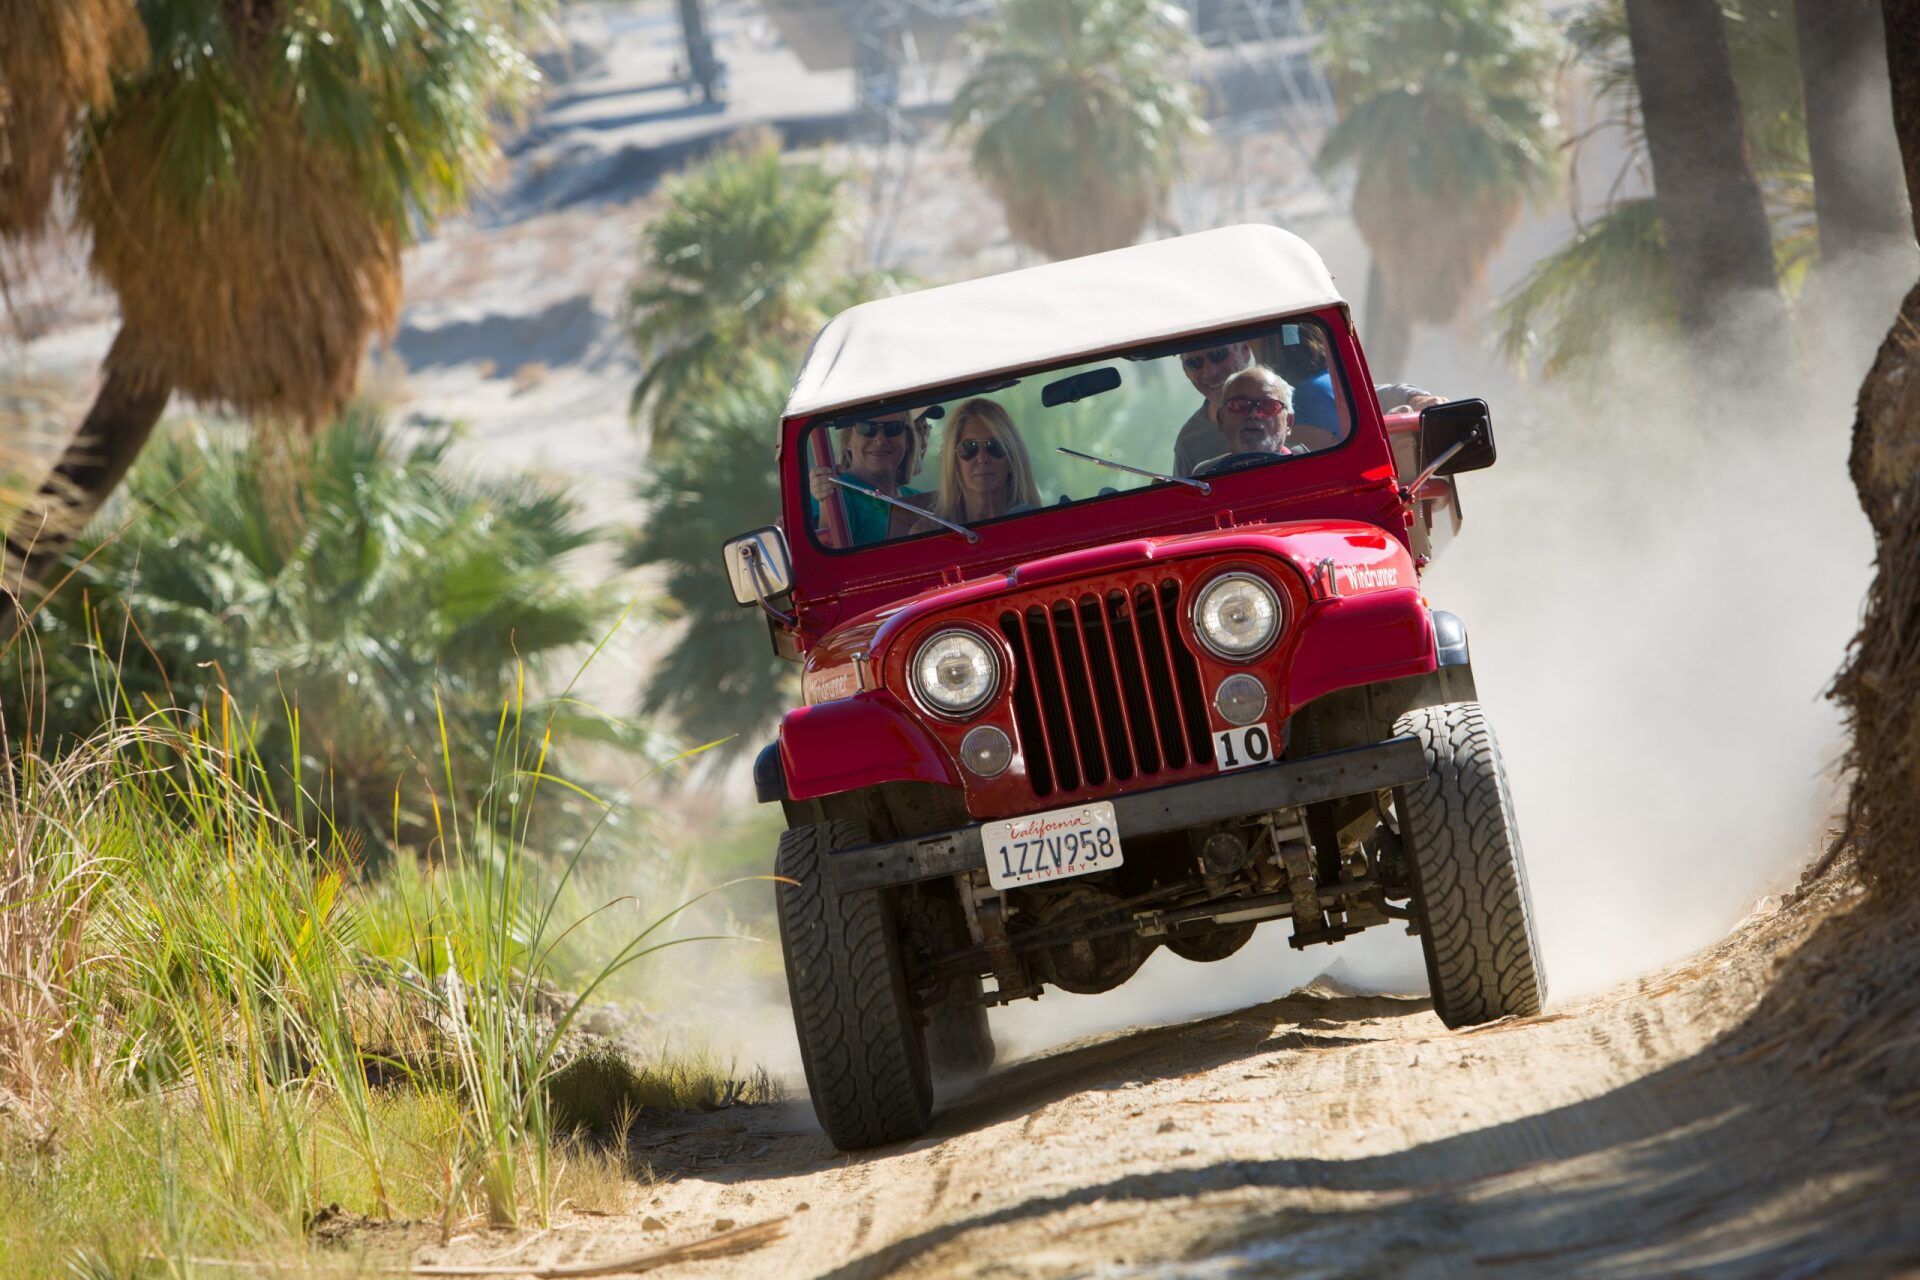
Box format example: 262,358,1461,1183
826,476,979,544
1056,447,1212,496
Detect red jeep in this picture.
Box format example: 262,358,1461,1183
722,225,1545,1150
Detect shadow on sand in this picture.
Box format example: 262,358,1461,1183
811,887,1920,1278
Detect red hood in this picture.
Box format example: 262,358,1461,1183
801,520,1417,685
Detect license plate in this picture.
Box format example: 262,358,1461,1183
983,801,1123,890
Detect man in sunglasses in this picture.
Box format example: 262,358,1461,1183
1172,343,1256,477
1171,341,1443,477
1192,367,1300,475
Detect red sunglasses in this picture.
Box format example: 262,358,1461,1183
1222,395,1289,418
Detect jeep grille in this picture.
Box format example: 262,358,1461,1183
997,579,1214,798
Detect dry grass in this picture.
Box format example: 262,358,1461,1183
0,664,763,1271
0,736,106,1136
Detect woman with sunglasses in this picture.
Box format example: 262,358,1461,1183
922,398,1041,530
808,409,931,546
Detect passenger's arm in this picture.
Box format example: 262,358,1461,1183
1374,382,1441,413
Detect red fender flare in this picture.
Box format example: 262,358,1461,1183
779,692,960,803
1284,587,1437,708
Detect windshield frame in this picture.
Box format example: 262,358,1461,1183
789,309,1368,561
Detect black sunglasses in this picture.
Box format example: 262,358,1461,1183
956,438,1007,461
853,418,913,438
1182,347,1238,373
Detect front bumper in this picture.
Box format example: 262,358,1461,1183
825,736,1429,894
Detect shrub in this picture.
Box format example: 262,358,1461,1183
11,410,643,859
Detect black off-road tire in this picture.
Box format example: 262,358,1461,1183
1393,702,1547,1027
776,820,933,1149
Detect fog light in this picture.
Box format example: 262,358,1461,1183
1214,674,1268,726
960,725,1013,778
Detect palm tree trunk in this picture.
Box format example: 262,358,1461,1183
1,341,170,627
1622,0,1789,365
1793,0,1914,311
1830,0,1920,902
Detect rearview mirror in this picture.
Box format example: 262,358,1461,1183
722,526,793,607
1042,366,1121,407
1418,399,1496,477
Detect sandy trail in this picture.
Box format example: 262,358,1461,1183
409,886,1920,1279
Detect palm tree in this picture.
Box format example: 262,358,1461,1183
620,141,900,755
621,367,792,759
1830,0,1919,903
20,409,629,858
0,0,144,238
625,135,888,436
1497,0,1826,376
1308,0,1560,378
1792,0,1913,304
1622,0,1789,362
949,0,1205,262
0,1,538,623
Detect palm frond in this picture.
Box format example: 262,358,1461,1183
950,0,1204,261
620,366,791,758
20,405,625,858
1495,196,1674,378
623,135,869,433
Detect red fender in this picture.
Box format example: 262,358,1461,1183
1284,587,1436,709
779,692,960,802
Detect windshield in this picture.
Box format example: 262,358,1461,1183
799,317,1355,551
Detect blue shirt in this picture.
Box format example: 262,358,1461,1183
809,479,924,547
1293,371,1338,434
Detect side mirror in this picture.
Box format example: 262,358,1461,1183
1417,399,1496,477
722,526,793,607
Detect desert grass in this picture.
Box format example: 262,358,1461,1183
0,644,758,1274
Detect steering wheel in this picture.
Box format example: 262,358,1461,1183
1193,451,1284,477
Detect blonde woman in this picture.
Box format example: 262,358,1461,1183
926,398,1041,527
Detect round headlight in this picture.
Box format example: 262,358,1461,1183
912,629,999,716
1192,572,1282,660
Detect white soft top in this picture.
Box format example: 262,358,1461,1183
784,224,1345,419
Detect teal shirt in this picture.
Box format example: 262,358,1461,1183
810,479,924,546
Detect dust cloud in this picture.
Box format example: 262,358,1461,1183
997,301,1881,1056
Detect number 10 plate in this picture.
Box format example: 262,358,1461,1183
983,801,1123,890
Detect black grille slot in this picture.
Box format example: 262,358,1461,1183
999,577,1214,799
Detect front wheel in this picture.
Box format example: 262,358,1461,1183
776,820,933,1149
1393,702,1547,1027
